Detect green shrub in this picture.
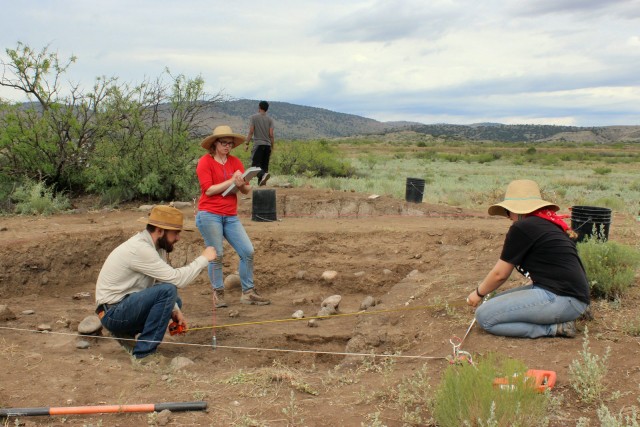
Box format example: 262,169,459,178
271,140,354,178
11,180,70,215
623,318,640,337
433,354,550,427
593,167,613,175
569,327,610,405
394,364,433,425
577,238,640,299
589,404,640,427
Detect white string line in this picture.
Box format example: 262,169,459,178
0,325,448,360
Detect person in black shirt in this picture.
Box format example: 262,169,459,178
466,180,590,338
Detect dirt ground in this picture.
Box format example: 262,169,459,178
1,187,639,427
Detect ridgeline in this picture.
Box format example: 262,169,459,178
210,99,640,143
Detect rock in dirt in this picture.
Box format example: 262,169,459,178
354,271,365,277
307,319,318,328
72,292,91,300
170,356,194,371
292,297,308,305
170,201,191,209
156,408,172,426
321,270,338,281
224,273,241,290
37,324,52,332
77,315,103,335
76,340,90,349
21,309,35,315
0,305,17,321
383,269,393,275
321,295,342,309
229,310,240,318
406,269,420,277
295,270,306,279
317,305,337,317
292,310,304,319
360,296,376,310
138,204,154,211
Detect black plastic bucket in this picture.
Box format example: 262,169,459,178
252,189,277,222
571,205,612,242
405,177,425,203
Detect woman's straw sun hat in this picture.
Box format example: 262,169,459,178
200,125,245,150
488,179,559,217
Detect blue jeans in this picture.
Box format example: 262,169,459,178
100,283,181,358
475,285,588,338
195,211,255,292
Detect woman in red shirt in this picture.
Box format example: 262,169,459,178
195,125,270,307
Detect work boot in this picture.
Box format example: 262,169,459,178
240,289,271,305
214,289,228,308
556,321,577,338
259,172,270,186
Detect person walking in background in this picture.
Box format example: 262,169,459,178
95,205,216,363
245,100,274,186
466,179,590,338
196,125,271,308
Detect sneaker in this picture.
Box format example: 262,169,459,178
240,289,271,305
556,321,577,338
112,332,136,354
214,289,228,308
259,172,270,186
578,305,594,321
116,335,136,354
134,352,167,366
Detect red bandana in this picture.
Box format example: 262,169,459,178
529,208,570,231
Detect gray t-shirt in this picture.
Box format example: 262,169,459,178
249,113,274,146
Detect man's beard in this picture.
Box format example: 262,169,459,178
158,234,174,253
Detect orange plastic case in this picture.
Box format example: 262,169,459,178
493,369,556,393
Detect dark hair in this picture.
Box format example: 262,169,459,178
146,224,159,233
259,101,269,111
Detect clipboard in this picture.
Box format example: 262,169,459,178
222,167,262,196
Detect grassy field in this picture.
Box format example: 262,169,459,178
265,136,640,217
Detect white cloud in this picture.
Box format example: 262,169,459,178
1,0,639,126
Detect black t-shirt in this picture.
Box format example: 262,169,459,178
500,216,590,304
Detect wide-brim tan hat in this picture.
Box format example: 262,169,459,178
488,179,559,217
200,125,245,150
137,205,194,231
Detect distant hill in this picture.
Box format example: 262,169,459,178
207,99,640,143
207,99,411,140
15,98,640,143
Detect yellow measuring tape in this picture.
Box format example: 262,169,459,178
186,300,468,332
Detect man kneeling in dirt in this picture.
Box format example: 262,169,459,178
95,205,216,362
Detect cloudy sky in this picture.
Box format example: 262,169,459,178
1,0,639,126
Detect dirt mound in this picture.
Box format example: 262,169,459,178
1,187,639,426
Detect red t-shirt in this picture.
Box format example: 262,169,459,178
196,154,245,216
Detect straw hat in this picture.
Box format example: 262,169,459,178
200,125,245,150
137,205,194,231
488,180,559,217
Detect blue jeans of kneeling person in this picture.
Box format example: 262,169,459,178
195,211,255,292
100,283,181,358
475,285,588,338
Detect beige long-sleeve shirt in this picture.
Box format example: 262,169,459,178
95,230,208,306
